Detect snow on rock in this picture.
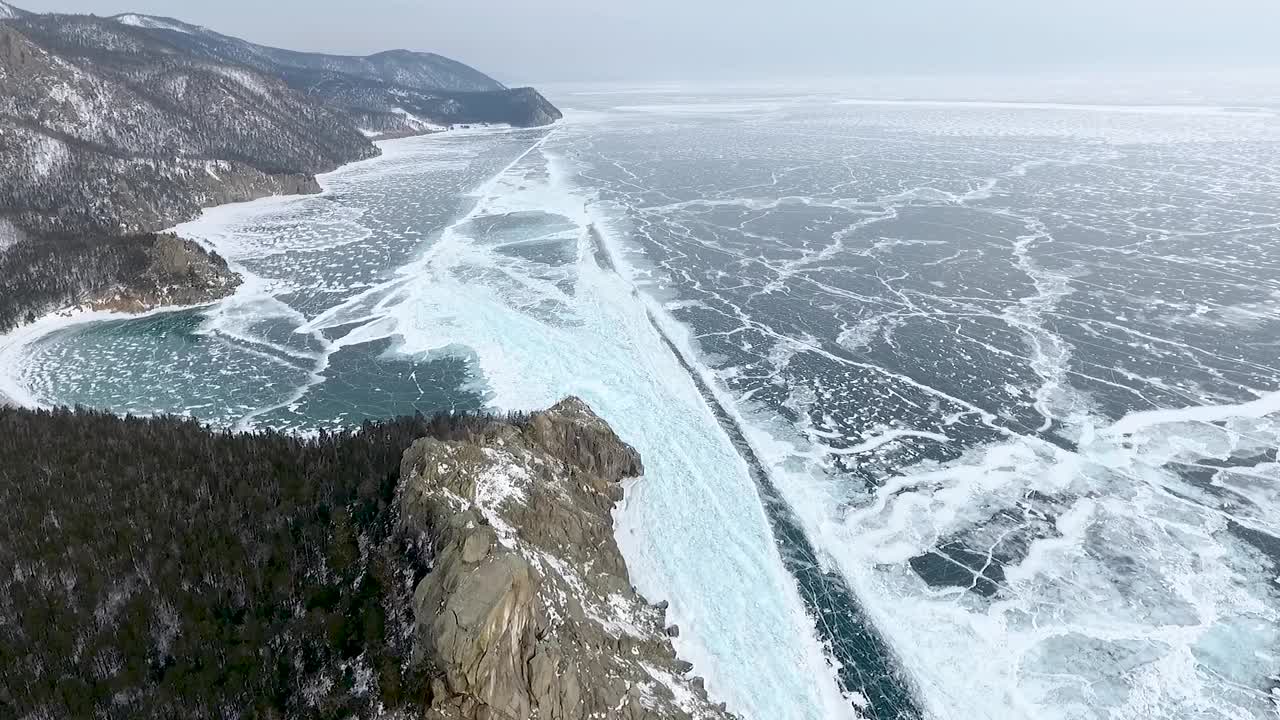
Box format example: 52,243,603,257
0,218,26,254
112,14,198,35
390,106,448,133
471,447,532,546
397,399,736,720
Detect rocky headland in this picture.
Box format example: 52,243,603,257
401,398,733,720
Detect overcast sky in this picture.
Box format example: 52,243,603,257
16,1,1280,84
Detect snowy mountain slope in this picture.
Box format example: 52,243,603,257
0,16,377,236
107,11,506,93
282,66,563,133
99,11,557,133
112,13,201,35
0,1,30,20
96,11,562,133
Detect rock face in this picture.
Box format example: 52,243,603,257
399,399,735,720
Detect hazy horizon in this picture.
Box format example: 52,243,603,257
13,0,1280,86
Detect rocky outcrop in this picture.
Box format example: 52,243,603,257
399,399,734,720
87,233,241,313
493,87,564,128
0,231,240,332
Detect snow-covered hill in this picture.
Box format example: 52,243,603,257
112,13,200,34
0,4,560,236
106,12,507,93
0,14,376,236
94,12,561,134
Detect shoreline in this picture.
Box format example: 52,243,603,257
0,125,538,411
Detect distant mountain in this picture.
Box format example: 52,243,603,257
91,12,563,135
108,12,507,93
0,3,561,331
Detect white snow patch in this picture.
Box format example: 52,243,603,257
586,592,651,639
472,449,531,545
825,427,951,455
206,65,274,97
0,219,25,254
391,106,448,132
113,14,196,35
1102,390,1280,438
641,663,703,716
204,160,226,181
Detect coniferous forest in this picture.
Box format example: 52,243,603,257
0,406,509,719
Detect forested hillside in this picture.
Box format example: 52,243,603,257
0,406,517,719
0,16,377,236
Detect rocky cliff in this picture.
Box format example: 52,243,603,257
400,398,734,720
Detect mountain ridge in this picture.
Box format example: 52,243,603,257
100,11,509,94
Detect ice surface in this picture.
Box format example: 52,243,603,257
10,129,539,429
537,89,1280,719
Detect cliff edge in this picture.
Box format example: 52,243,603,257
401,398,734,720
